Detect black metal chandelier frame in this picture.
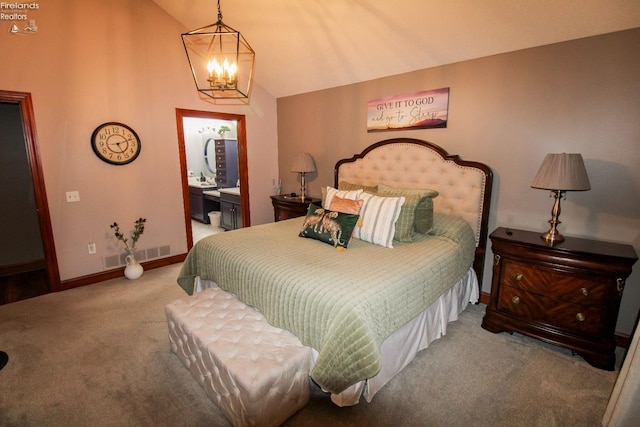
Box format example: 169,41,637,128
181,0,255,100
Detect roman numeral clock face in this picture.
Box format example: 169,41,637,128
91,122,141,165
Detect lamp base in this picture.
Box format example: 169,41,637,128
299,172,307,202
540,190,565,244
541,228,564,244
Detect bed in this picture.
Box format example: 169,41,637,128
177,138,493,406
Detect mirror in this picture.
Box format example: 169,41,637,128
175,109,250,249
183,117,237,186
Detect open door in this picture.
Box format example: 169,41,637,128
175,109,250,249
0,90,60,304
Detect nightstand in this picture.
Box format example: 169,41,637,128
270,195,321,222
482,227,637,370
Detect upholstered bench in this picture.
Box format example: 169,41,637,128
165,287,311,427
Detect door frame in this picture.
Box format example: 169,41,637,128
175,108,250,249
0,90,60,292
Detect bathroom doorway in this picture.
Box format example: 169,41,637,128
175,109,250,249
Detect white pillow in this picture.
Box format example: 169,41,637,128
354,193,405,248
322,187,363,209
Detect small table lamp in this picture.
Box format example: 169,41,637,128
531,153,590,243
290,152,315,202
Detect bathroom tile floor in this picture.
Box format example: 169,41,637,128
192,219,223,243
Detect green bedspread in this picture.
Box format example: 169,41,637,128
177,213,475,394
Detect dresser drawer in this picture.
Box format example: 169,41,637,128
271,195,321,223
498,285,604,335
502,259,607,305
546,303,604,335
276,209,298,221
497,285,547,323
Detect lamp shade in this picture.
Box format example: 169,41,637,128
531,153,590,191
290,152,315,173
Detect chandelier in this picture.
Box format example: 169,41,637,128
181,0,255,100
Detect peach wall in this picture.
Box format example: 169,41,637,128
277,29,640,335
0,0,278,280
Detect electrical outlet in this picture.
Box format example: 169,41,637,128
66,191,80,202
88,242,96,254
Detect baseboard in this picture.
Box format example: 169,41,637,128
479,291,491,306
60,253,187,291
479,291,630,349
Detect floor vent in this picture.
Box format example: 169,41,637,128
146,247,159,259
104,255,120,269
104,245,169,269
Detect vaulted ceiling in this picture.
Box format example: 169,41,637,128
152,0,640,98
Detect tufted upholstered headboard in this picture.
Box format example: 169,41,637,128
335,138,493,284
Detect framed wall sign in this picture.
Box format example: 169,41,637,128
367,88,449,132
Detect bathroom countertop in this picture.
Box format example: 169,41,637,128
218,187,241,196
189,182,217,189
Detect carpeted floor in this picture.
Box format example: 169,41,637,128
0,263,621,426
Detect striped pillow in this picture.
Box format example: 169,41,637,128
354,193,404,248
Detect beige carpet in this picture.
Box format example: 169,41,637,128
0,263,621,426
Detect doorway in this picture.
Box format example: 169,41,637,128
175,109,250,249
0,90,60,305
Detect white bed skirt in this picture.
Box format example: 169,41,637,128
194,268,479,407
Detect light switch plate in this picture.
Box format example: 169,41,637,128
66,191,80,202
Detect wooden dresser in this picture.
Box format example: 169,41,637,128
270,195,321,222
482,227,637,370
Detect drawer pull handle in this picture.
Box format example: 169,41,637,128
515,273,524,281
512,296,520,304
576,313,586,322
580,287,589,297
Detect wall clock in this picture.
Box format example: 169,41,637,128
91,122,141,165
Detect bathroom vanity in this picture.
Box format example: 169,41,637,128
219,187,242,230
189,183,219,224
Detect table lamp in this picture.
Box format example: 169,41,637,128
290,152,315,202
531,153,590,243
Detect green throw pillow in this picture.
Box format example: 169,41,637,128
378,183,439,235
338,181,378,194
387,194,421,242
299,204,360,249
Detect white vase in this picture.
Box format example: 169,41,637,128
124,251,144,280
